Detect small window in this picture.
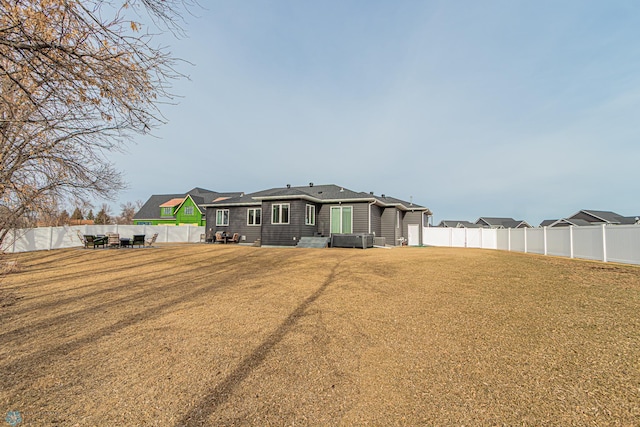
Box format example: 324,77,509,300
216,209,229,226
272,203,289,224
305,204,315,226
185,206,194,216
162,207,172,216
247,208,262,226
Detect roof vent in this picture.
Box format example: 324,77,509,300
370,191,374,195
286,184,291,189
381,194,385,198
340,187,344,192
309,182,314,187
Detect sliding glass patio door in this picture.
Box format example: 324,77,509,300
330,206,352,234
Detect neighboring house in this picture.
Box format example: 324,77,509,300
543,210,640,227
203,183,432,246
566,210,639,225
133,188,242,226
436,220,482,228
475,217,531,229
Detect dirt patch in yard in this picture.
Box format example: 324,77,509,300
1,245,639,425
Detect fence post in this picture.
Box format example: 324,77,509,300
524,227,528,253
569,226,574,259
508,228,511,251
48,226,54,251
187,225,191,243
543,226,548,256
602,224,607,263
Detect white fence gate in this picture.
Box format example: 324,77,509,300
422,224,640,266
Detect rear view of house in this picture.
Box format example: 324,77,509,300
203,183,432,247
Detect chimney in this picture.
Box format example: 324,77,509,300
309,182,314,187
381,194,385,198
286,184,291,189
369,191,374,195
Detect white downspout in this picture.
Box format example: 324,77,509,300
368,201,375,234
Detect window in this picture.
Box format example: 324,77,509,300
216,209,229,226
162,207,172,216
272,203,289,224
184,206,194,216
330,206,352,234
305,204,315,226
247,208,262,226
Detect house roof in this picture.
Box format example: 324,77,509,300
568,209,639,225
159,198,185,208
549,218,594,227
134,188,243,220
203,184,432,213
437,220,482,228
475,217,531,228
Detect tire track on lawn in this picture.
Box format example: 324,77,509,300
0,250,291,390
174,253,354,427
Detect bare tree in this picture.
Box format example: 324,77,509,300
117,201,141,225
0,0,194,247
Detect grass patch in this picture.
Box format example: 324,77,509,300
1,245,639,425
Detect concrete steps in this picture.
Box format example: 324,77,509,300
296,236,331,248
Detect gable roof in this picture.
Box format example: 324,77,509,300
475,217,531,228
567,209,639,225
437,220,482,228
203,184,432,213
134,188,243,220
159,198,185,208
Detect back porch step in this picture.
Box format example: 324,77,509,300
296,236,331,248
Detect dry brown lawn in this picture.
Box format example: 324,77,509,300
1,245,639,426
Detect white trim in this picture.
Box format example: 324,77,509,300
330,205,353,234
305,204,316,226
216,209,229,226
247,207,261,226
272,203,290,225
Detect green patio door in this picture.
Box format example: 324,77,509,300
330,206,352,234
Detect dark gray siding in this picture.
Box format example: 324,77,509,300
205,205,261,244
261,200,318,246
381,207,405,245
370,205,383,236
317,202,371,236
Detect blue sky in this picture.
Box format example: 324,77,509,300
112,1,640,226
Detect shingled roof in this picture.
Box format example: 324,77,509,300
202,184,431,213
134,188,243,220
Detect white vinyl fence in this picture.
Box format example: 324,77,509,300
1,225,205,253
423,224,640,265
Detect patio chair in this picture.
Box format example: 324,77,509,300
145,233,158,247
93,235,108,248
132,235,145,248
80,234,95,248
107,232,120,248
228,233,240,243
215,232,223,244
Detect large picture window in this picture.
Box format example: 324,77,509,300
216,209,229,226
247,208,262,226
330,206,352,234
305,204,315,226
272,203,289,224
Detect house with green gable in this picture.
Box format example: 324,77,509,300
133,188,242,226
